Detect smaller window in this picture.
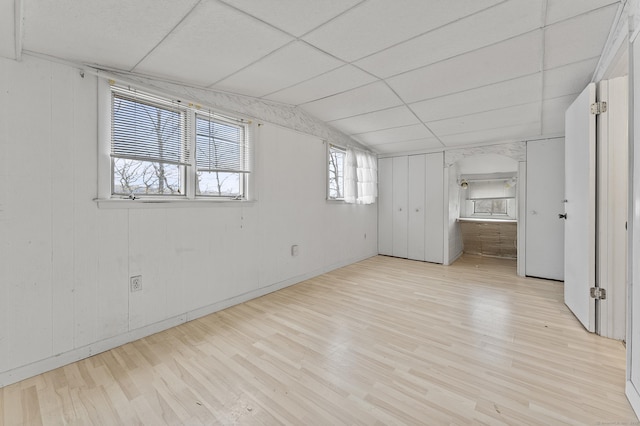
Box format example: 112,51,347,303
473,199,508,215
195,114,249,198
328,145,346,200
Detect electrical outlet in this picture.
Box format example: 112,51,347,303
291,245,299,257
130,275,142,292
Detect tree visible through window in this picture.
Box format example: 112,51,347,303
328,145,345,199
195,115,246,198
112,93,186,195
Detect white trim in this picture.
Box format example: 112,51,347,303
96,198,256,209
593,1,629,82
0,252,377,387
13,0,22,60
445,248,463,266
97,78,112,199
517,161,527,277
626,381,640,418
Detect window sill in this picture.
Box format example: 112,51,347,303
457,217,516,223
95,198,255,209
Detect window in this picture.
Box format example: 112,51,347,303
473,199,508,215
108,85,250,200
459,174,516,218
111,90,188,196
195,114,249,198
328,144,345,200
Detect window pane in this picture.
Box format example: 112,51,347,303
473,199,507,214
113,158,183,195
329,146,345,199
196,171,242,197
112,93,186,164
196,116,247,172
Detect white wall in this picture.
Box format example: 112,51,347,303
455,154,519,175
0,55,378,386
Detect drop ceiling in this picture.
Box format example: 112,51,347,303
18,0,622,153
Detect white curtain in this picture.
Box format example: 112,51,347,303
344,148,378,204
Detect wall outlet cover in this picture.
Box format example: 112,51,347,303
130,275,142,292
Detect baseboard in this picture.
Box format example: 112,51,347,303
626,381,640,420
445,249,463,265
0,252,376,388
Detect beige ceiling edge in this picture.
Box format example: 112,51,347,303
103,69,371,153
444,141,526,166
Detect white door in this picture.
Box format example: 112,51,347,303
525,139,565,280
564,83,597,332
408,155,426,261
627,36,640,417
425,152,444,263
392,156,408,258
378,158,393,256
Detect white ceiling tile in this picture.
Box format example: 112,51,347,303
439,123,542,147
213,41,343,98
542,94,576,135
220,0,361,37
328,106,420,135
300,81,403,122
387,31,543,104
374,138,444,154
410,73,542,123
354,124,434,145
303,0,502,62
546,0,620,25
355,0,544,79
428,102,541,137
264,65,376,105
0,0,15,59
544,5,618,69
23,0,200,70
543,57,599,99
133,1,293,86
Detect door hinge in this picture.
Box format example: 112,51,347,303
590,102,607,114
590,287,607,300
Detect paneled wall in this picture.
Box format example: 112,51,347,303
459,221,517,259
0,55,377,385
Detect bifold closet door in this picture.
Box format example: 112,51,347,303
392,156,408,258
408,155,426,261
424,152,444,263
378,157,393,256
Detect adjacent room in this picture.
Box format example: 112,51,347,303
2,0,640,423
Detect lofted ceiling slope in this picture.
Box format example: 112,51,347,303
19,0,621,153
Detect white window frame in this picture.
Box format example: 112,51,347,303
97,79,254,207
327,143,346,201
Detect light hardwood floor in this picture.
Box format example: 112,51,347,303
1,255,636,425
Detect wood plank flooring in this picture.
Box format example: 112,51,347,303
1,255,636,425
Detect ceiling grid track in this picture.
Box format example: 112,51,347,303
540,0,549,137
129,0,205,72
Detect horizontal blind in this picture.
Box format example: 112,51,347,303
195,114,250,173
111,88,189,165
